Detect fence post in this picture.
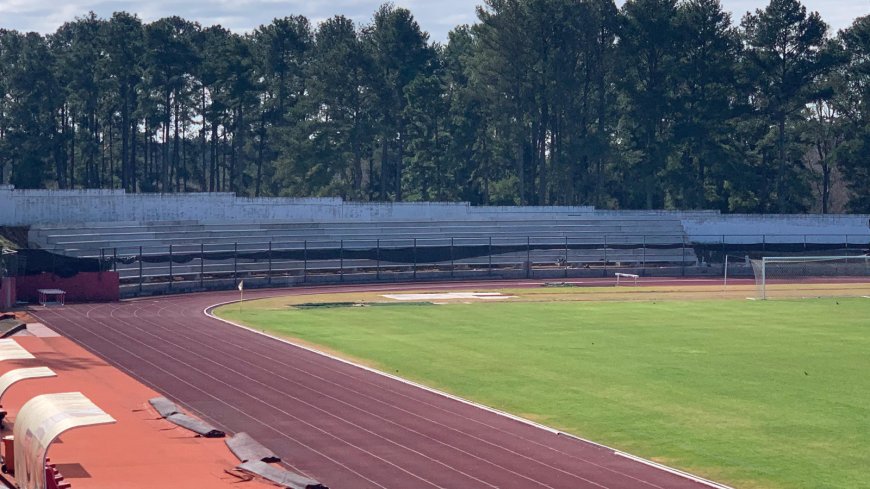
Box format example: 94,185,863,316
488,237,492,276
267,241,272,286
200,243,205,289
376,239,381,281
139,245,143,294
450,237,455,278
564,236,569,278
413,238,417,280
845,234,849,256
303,240,308,283
642,235,646,274
762,234,766,253
233,243,237,283
721,235,726,278
681,236,686,276
603,235,608,277
169,244,173,290
526,236,531,279
113,248,117,272
340,240,344,282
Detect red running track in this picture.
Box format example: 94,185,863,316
31,280,730,489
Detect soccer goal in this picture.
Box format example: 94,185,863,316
750,255,870,300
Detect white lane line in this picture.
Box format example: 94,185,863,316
30,307,393,489
206,299,734,489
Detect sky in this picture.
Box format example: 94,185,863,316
0,0,866,42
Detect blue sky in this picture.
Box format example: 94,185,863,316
0,0,865,42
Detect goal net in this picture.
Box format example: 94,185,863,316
750,255,870,300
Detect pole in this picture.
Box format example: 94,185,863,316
376,239,380,280
139,245,143,294
564,236,569,278
413,238,417,280
268,241,272,286
169,244,173,290
200,243,204,289
233,242,238,282
723,254,729,294
488,236,492,276
303,240,308,283
681,236,686,276
450,237,455,278
340,240,344,282
526,237,531,279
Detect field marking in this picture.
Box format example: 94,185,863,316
205,298,735,489
382,292,516,301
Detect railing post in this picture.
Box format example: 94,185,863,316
340,240,344,282
233,242,237,283
113,248,117,272
303,240,308,283
200,243,204,289
526,236,531,279
413,238,417,280
450,237,455,278
642,235,646,273
138,245,143,294
603,235,608,277
564,236,569,278
169,244,173,290
681,236,686,276
376,239,381,280
488,236,493,276
267,241,272,286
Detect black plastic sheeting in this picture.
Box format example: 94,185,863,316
149,396,225,438
238,460,327,489
12,249,108,277
226,432,281,463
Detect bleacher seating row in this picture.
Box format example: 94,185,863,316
28,218,699,296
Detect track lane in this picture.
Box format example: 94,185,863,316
31,280,728,489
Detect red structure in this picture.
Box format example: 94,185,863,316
0,278,14,310
16,272,119,303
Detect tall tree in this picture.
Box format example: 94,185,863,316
365,4,433,201
833,15,870,211
741,0,837,211
617,0,680,209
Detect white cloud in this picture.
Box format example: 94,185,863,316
0,0,865,41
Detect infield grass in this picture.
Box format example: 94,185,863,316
216,295,870,489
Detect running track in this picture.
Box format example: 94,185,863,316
31,279,731,489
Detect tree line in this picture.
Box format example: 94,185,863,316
0,0,867,213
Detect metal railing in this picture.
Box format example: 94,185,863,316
60,233,866,297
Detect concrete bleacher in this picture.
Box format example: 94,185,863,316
30,218,691,252
27,217,698,296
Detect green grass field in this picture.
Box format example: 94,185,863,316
216,296,870,489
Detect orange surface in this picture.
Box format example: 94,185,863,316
0,336,274,489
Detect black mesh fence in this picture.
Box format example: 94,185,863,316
13,233,868,296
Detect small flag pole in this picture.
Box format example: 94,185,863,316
238,280,244,314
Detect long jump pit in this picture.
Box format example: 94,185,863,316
0,329,276,489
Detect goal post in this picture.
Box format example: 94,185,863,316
750,255,870,300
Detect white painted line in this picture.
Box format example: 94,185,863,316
205,298,734,489
614,451,734,489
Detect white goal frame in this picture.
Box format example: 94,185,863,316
751,255,870,300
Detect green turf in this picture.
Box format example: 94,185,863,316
216,298,870,489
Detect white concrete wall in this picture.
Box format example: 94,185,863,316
2,186,869,240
